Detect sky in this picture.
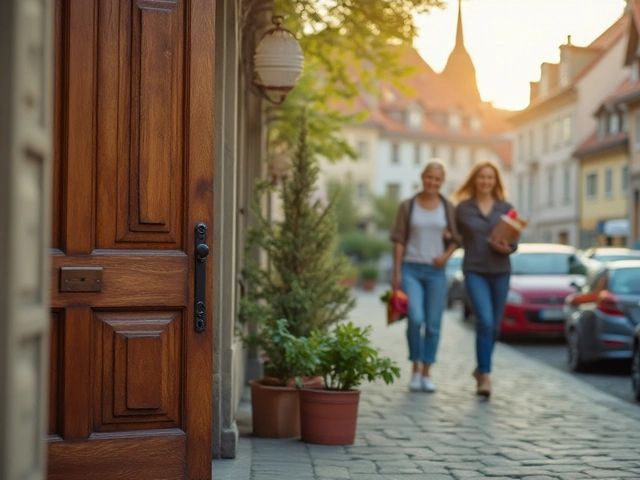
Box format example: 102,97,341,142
414,0,628,111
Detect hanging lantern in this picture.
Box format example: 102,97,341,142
253,16,304,105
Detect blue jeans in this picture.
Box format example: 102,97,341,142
401,262,447,365
464,272,511,374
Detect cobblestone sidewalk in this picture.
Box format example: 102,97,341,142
213,289,640,480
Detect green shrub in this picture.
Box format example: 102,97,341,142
359,263,378,281
338,231,389,262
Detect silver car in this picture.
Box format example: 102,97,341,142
564,260,640,372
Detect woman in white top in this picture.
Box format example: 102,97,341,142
389,160,461,392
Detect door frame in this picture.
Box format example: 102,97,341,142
0,0,55,478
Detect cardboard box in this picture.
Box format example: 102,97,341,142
491,214,527,244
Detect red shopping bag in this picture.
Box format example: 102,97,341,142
380,289,409,325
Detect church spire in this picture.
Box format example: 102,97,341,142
456,0,464,46
441,0,481,105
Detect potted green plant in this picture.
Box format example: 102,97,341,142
238,113,356,438
239,318,323,438
299,322,401,445
338,261,359,288
359,263,378,291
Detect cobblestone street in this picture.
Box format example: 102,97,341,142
213,289,640,480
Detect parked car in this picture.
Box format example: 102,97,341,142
448,243,588,331
580,247,640,266
500,243,587,338
564,260,640,372
445,248,464,288
446,249,473,318
632,324,640,401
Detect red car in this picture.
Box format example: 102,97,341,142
500,244,587,337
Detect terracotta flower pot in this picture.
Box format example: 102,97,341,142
360,280,376,291
249,379,300,438
299,388,360,445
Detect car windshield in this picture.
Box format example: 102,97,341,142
609,267,640,295
511,252,581,275
594,254,640,263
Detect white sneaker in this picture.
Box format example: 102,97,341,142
421,377,436,393
409,372,422,391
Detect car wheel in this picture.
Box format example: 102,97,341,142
632,344,640,402
567,329,589,373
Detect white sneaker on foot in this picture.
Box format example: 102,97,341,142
421,376,436,392
409,372,422,391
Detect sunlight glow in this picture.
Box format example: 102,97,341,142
414,0,627,110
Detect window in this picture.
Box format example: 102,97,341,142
586,172,598,200
449,113,461,131
632,60,640,84
562,116,572,143
518,176,524,214
357,140,368,159
548,169,555,206
518,133,525,160
563,165,571,203
598,114,607,138
408,110,423,130
528,176,535,214
470,116,481,132
604,168,613,197
542,123,549,152
623,164,629,194
528,130,534,157
552,120,561,148
635,112,640,151
414,144,421,165
391,143,400,164
609,113,620,135
386,183,400,200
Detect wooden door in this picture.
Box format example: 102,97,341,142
48,1,214,479
0,0,54,479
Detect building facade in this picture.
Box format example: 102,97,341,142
509,12,630,247
574,86,630,246
320,1,513,226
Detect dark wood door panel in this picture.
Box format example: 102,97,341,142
50,252,188,307
93,310,182,432
48,433,187,480
96,0,185,248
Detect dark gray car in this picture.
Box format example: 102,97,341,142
632,324,640,401
564,260,640,372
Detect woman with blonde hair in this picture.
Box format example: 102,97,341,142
390,160,461,392
454,160,515,398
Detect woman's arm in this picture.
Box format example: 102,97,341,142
392,242,405,290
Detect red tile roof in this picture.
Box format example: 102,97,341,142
574,130,628,158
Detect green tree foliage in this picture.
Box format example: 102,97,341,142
269,0,445,161
326,177,360,234
372,194,401,232
240,114,356,339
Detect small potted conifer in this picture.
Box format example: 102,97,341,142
238,113,356,438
